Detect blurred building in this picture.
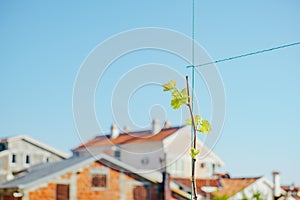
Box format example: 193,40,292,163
72,120,224,179
0,153,188,200
0,135,69,183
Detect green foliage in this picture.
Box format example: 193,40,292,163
162,80,176,91
162,78,212,200
190,148,200,159
186,115,201,125
240,190,266,200
171,88,188,109
213,195,229,200
252,191,265,200
199,119,211,134
186,115,211,134
162,79,212,142
163,80,188,109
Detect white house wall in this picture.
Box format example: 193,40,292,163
163,126,224,178
120,141,164,172
0,137,67,183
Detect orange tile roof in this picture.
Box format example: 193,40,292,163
213,177,260,197
173,177,219,195
172,177,260,198
73,126,182,150
173,177,219,187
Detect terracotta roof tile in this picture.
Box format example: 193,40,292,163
73,126,182,150
172,177,219,195
172,177,260,198
213,177,260,197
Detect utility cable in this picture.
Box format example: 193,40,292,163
187,41,300,68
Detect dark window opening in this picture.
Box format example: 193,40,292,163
56,184,69,200
141,157,149,165
133,186,148,200
114,150,120,160
25,155,30,164
0,143,8,152
91,174,107,188
200,162,205,168
11,154,16,164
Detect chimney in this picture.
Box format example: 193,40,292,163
152,119,161,134
161,153,170,200
110,124,119,139
162,171,171,200
163,120,171,129
273,171,281,199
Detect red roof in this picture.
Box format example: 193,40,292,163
173,177,219,196
173,177,260,198
0,137,8,143
73,126,182,151
214,177,259,197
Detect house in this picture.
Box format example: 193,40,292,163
0,135,69,183
173,175,275,200
272,171,300,200
72,120,224,179
281,184,300,200
0,153,190,200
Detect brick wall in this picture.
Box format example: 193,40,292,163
26,161,162,200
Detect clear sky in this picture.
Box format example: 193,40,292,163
1,1,299,186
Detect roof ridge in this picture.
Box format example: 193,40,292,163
224,176,262,180
73,126,185,150
96,125,184,137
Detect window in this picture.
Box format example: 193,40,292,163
133,186,147,200
91,174,107,188
56,184,69,200
0,143,7,152
90,167,109,189
200,162,205,168
114,150,120,160
141,157,149,165
11,154,16,164
43,156,49,163
25,155,30,164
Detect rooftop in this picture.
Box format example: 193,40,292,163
73,126,182,151
173,176,261,198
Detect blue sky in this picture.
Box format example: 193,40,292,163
1,1,299,185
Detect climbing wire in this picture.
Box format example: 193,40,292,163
187,41,300,68
191,0,195,108
190,0,196,199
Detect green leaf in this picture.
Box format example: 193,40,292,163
180,88,188,104
186,118,192,125
171,98,181,109
194,115,202,124
170,88,189,109
186,115,202,126
162,80,176,91
190,148,200,159
171,88,181,99
198,120,211,134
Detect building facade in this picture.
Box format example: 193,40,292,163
0,135,69,183
0,154,188,200
72,122,224,179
